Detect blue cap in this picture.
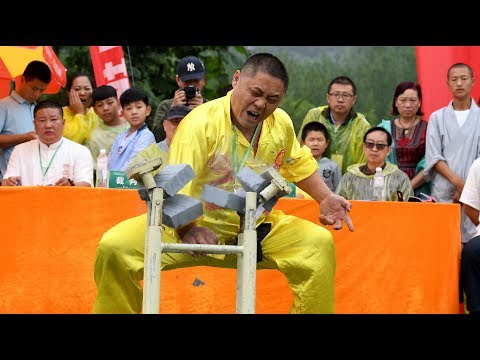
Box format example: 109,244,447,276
177,56,205,82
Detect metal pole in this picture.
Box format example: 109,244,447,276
236,191,257,314
126,46,135,88
142,187,163,314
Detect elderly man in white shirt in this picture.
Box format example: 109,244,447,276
2,100,93,187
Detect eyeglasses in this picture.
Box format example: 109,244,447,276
364,141,388,150
328,92,354,100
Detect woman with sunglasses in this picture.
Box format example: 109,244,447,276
336,127,413,201
378,81,430,196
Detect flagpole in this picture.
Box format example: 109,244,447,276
126,46,135,88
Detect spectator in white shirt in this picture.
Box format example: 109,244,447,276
2,100,93,187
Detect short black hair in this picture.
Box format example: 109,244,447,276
23,60,51,84
92,85,117,105
241,53,289,92
447,63,473,79
34,99,63,118
119,87,149,108
363,126,392,146
301,122,330,142
327,76,357,96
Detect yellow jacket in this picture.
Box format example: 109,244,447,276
62,106,100,145
167,91,318,243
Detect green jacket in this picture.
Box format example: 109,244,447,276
151,98,174,143
297,105,371,174
336,162,413,201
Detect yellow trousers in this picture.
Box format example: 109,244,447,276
93,210,335,314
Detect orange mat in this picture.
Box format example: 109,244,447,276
0,187,461,313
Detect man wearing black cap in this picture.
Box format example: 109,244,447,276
156,104,191,153
151,55,207,142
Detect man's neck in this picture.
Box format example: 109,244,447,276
14,89,31,104
40,138,62,148
330,111,349,126
232,118,261,143
452,97,472,111
127,123,144,136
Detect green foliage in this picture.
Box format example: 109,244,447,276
254,46,417,133
47,46,417,134
49,46,249,128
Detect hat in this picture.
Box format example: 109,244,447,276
166,105,192,120
177,56,205,82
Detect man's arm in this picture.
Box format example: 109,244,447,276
2,145,23,185
464,204,480,227
296,170,333,203
460,159,480,225
72,145,95,187
296,170,354,231
151,100,171,142
434,160,465,202
0,132,37,149
410,170,426,190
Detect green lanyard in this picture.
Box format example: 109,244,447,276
232,124,260,175
38,140,63,179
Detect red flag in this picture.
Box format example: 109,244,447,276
89,46,130,98
416,46,480,120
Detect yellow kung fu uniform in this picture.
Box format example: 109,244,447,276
93,91,336,314
62,106,100,145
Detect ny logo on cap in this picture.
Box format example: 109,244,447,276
186,62,196,72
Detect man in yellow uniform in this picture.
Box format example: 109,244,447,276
93,53,354,314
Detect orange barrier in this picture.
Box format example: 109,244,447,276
0,187,461,314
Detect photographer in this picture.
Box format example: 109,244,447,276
151,56,207,142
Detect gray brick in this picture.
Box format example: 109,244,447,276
153,164,194,196
201,185,245,213
162,194,203,228
236,167,269,192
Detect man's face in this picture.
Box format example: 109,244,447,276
326,84,356,117
363,130,390,166
303,130,328,159
122,101,151,130
230,70,285,131
34,107,65,145
447,66,475,100
163,117,183,144
20,78,49,104
93,97,121,125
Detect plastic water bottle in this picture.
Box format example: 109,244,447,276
372,167,385,201
96,149,109,188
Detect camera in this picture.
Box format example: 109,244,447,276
181,85,198,100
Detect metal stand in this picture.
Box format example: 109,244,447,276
128,160,290,314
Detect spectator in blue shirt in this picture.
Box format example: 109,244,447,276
0,60,51,179
108,88,155,172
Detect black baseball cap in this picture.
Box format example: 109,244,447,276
177,56,206,82
166,105,192,120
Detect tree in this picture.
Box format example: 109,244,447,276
50,46,250,127
49,46,417,133
253,46,417,132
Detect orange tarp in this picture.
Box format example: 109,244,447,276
0,187,461,313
